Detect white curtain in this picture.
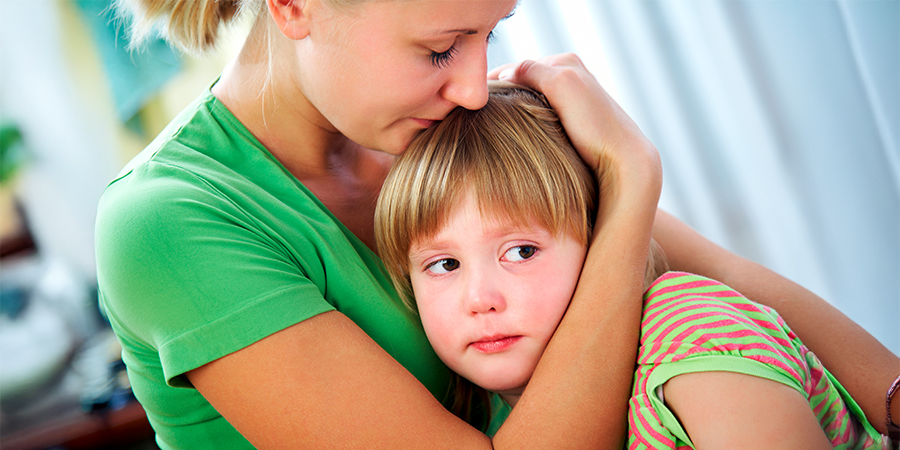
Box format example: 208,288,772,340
2,1,896,352
489,0,899,353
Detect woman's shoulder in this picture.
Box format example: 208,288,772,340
110,88,262,185
98,86,322,233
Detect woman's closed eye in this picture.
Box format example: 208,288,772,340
430,45,458,68
425,258,460,274
503,245,538,262
430,31,497,68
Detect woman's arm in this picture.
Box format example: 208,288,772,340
490,53,663,448
188,312,490,449
188,54,662,449
653,209,899,435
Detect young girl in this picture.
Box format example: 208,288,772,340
374,82,894,449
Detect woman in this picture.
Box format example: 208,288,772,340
97,0,898,448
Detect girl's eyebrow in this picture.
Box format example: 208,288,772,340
479,215,547,238
408,244,450,265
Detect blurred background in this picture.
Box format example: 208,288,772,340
0,0,897,448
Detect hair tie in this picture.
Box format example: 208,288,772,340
888,374,900,449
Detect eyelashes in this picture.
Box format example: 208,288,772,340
430,45,459,69
430,31,497,69
421,244,539,276
425,258,461,275
487,30,497,45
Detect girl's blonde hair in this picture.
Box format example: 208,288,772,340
375,82,668,425
376,81,667,309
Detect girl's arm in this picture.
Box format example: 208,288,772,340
664,371,834,449
187,54,662,449
653,209,899,435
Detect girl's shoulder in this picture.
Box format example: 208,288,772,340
639,271,797,365
643,271,781,323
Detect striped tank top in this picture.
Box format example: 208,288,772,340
627,272,888,449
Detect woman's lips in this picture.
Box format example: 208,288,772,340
411,118,438,128
470,336,522,354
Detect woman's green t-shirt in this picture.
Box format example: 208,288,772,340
96,88,506,449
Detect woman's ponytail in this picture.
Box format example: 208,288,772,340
114,0,261,54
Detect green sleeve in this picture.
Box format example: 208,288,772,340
97,160,335,386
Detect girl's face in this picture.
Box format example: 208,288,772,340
296,0,518,154
408,193,587,405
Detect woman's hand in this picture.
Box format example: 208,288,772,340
489,53,661,209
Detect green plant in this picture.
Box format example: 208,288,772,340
0,124,25,186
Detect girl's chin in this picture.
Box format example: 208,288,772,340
464,374,529,397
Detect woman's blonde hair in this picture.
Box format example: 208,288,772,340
375,81,668,424
114,0,368,53
114,0,264,53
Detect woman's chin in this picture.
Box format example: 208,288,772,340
361,134,413,157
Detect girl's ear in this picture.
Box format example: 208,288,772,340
267,0,312,40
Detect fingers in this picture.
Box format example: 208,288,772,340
488,54,588,89
489,55,612,167
489,53,659,190
489,55,601,130
487,62,517,80
487,59,537,84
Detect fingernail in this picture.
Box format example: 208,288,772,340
498,68,514,80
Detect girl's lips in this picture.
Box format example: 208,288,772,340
470,336,522,354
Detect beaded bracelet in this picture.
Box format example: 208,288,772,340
888,374,900,449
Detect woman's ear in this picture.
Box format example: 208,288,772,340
267,0,312,40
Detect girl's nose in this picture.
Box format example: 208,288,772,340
464,269,507,315
440,44,489,111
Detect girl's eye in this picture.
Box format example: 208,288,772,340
430,45,458,68
426,258,460,274
504,245,538,262
487,30,497,44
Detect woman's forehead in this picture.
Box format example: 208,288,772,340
352,0,518,35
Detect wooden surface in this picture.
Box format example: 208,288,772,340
2,400,156,450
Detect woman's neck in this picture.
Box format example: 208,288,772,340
213,29,349,180
212,24,393,251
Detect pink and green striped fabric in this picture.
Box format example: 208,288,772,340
627,272,888,449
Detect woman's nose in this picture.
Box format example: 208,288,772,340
440,45,489,111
